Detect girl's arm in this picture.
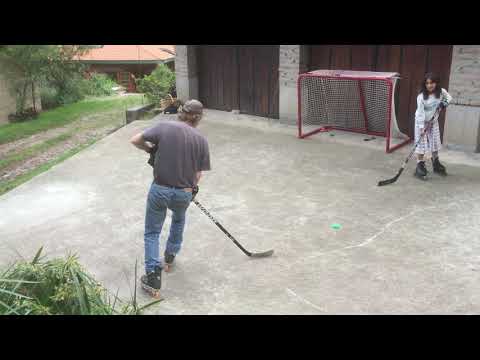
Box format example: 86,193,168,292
441,88,453,107
415,94,426,128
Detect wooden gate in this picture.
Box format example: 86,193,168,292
238,45,279,118
198,46,238,112
197,45,279,119
309,45,453,139
117,71,136,92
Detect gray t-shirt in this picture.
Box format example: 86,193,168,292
143,120,211,188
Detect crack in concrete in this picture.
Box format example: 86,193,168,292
341,206,437,250
286,287,326,313
286,195,480,267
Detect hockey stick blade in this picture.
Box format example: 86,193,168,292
249,249,275,258
377,107,441,187
377,175,399,186
378,168,403,186
193,199,274,259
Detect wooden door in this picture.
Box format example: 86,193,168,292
238,45,279,118
117,72,135,92
425,45,454,138
198,46,237,111
197,45,279,119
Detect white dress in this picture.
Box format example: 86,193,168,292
414,88,453,155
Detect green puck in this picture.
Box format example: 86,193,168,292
329,133,335,136
330,223,342,230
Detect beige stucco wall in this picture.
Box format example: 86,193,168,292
0,70,42,125
0,72,17,124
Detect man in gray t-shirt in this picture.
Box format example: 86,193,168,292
130,99,210,298
143,116,210,189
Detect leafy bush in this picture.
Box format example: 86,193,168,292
40,75,87,110
40,74,118,111
83,73,118,97
136,64,175,105
57,74,88,104
0,45,95,115
40,86,61,109
0,247,161,315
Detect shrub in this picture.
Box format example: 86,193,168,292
57,74,87,104
0,45,95,115
40,73,119,111
0,247,161,315
40,86,61,110
83,73,118,97
136,64,175,105
39,75,87,110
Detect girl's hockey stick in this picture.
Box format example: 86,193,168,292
193,199,274,258
378,106,441,186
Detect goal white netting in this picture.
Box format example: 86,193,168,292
298,70,410,153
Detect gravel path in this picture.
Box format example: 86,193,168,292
0,110,127,184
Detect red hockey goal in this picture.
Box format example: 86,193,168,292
297,70,411,153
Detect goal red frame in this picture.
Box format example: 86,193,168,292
297,70,411,153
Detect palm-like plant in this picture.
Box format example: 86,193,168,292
0,247,161,315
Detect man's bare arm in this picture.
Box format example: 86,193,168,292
196,171,202,185
130,133,154,152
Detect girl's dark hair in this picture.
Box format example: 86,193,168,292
421,72,442,100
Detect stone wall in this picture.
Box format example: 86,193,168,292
448,46,480,106
279,45,306,124
444,45,480,152
278,45,309,83
444,105,480,152
175,45,198,103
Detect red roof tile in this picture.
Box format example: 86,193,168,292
76,45,175,62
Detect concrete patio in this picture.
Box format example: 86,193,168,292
1,109,480,314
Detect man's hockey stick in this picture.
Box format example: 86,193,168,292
378,107,441,187
193,199,274,258
146,145,273,257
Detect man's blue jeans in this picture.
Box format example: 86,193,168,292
144,183,193,273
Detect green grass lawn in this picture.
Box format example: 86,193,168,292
0,139,97,196
0,94,147,196
0,95,145,145
0,133,73,171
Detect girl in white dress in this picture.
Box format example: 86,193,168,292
414,72,453,179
